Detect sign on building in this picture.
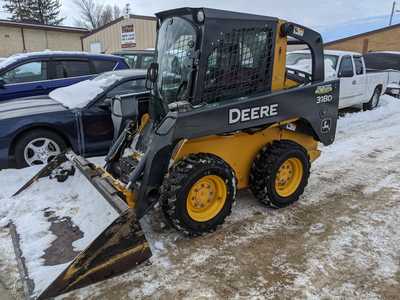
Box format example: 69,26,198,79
121,24,136,48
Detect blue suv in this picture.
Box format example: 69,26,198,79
0,51,129,101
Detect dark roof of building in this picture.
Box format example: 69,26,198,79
0,19,88,33
82,14,157,39
325,23,400,46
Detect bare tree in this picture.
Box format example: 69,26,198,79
73,0,122,30
99,4,113,26
113,5,121,20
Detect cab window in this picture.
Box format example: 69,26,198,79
3,61,47,84
338,56,354,77
353,56,364,75
123,55,138,68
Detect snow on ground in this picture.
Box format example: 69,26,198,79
0,96,400,299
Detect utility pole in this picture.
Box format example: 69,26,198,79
125,3,131,17
389,1,400,26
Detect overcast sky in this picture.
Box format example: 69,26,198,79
1,0,400,41
59,0,398,27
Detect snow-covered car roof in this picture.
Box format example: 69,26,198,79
49,69,147,109
289,49,362,57
0,50,122,70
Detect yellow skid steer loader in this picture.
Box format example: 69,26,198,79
12,7,339,299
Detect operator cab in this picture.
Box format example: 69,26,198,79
147,8,325,122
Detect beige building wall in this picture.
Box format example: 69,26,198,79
46,31,84,52
0,26,25,56
83,17,157,53
0,25,86,57
23,28,48,52
325,26,400,54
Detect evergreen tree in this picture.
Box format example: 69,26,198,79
3,0,32,22
29,0,65,25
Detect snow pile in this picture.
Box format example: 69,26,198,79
0,163,119,296
49,73,123,109
289,58,337,81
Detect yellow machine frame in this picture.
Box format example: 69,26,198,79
173,123,320,190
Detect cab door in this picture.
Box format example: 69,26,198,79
337,56,357,109
352,56,367,105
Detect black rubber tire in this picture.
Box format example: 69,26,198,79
363,87,381,111
249,140,311,208
14,129,67,168
160,153,236,236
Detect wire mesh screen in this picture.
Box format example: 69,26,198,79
201,27,274,103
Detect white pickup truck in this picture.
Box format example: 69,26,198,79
287,50,388,110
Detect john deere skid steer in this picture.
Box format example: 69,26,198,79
12,7,339,299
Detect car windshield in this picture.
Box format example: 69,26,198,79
49,72,124,109
287,52,339,70
156,17,196,104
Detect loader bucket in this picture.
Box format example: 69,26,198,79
10,151,152,299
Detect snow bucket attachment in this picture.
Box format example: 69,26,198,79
11,151,152,299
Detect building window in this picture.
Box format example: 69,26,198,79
90,42,102,54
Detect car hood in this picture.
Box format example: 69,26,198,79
0,96,69,121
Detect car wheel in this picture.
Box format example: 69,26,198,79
14,129,67,168
363,87,381,111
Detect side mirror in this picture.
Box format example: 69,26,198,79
111,94,138,119
147,62,159,83
0,78,5,89
338,69,354,78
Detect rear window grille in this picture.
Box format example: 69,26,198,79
201,27,274,103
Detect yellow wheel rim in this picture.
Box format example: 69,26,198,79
275,158,303,198
186,175,227,222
